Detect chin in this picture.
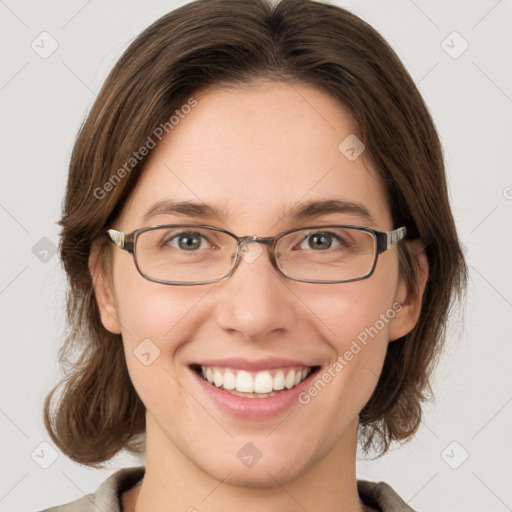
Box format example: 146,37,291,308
179,437,313,489
207,457,308,489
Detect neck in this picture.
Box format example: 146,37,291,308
128,414,367,512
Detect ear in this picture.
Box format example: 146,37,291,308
388,240,429,342
88,240,122,334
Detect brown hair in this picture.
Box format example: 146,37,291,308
44,0,467,466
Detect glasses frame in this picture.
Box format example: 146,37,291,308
106,224,408,285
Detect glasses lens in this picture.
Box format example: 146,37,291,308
276,227,376,282
135,227,237,283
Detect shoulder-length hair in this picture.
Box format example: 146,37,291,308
44,0,467,467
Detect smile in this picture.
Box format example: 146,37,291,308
198,365,315,397
189,359,321,418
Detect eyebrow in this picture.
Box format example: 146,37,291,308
142,198,375,225
284,199,375,225
142,200,228,224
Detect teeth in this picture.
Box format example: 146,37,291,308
213,369,223,387
254,372,273,393
284,370,295,389
273,370,285,391
223,369,236,390
199,365,312,394
236,370,254,392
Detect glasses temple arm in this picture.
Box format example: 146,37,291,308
105,229,135,253
375,226,407,253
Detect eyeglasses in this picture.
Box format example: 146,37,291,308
106,224,407,285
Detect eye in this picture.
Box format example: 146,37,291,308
298,231,346,251
164,231,211,251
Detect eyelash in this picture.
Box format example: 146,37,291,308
161,229,351,252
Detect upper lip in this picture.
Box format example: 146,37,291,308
190,357,319,372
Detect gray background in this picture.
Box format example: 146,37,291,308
1,0,511,510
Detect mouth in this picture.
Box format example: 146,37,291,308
190,363,321,399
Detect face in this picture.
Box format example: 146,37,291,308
92,80,422,487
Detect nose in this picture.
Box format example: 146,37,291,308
214,242,297,341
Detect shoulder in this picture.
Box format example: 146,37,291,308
38,466,145,512
357,479,417,512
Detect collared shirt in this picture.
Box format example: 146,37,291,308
39,466,415,512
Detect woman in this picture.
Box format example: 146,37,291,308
41,0,467,510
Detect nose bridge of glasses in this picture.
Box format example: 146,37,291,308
236,235,274,253
233,236,277,267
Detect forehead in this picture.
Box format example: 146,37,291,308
119,81,392,233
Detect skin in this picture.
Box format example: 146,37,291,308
89,80,428,512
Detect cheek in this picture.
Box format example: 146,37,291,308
305,269,399,352
299,268,399,413
328,291,393,390
295,310,392,434
116,285,193,414
112,252,206,342
111,267,208,391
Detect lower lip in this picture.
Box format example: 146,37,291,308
190,367,318,420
